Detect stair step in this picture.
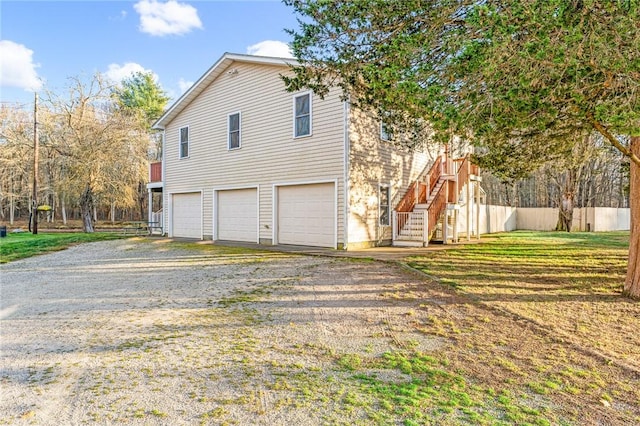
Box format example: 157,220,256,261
393,240,426,247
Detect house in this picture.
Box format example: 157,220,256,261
149,53,482,249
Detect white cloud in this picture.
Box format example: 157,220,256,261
178,78,193,94
134,0,203,37
246,40,293,58
104,62,157,83
109,10,128,21
0,40,42,91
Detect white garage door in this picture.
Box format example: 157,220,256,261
172,192,202,238
278,183,335,247
217,188,258,242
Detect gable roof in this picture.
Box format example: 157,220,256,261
152,53,299,130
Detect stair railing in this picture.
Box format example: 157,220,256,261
427,182,447,239
393,153,476,243
395,154,444,214
427,154,444,195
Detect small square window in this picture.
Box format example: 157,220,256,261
294,93,311,137
228,112,241,150
380,122,391,141
179,126,189,158
379,185,390,226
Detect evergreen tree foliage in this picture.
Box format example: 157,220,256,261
112,72,169,126
284,0,640,296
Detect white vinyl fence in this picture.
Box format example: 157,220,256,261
457,204,518,236
515,207,630,232
466,205,630,235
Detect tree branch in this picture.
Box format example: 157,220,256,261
588,115,640,167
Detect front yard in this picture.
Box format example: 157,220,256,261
0,232,637,425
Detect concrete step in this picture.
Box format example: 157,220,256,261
392,240,426,247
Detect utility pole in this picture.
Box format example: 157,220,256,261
32,93,39,234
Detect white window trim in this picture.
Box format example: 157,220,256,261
379,184,391,227
227,111,241,151
293,91,312,138
179,125,190,159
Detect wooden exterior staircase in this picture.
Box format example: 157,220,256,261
392,153,478,247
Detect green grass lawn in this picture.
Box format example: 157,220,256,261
0,231,127,263
397,231,639,424
409,231,629,295
407,231,636,364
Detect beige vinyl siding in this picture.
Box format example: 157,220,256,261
347,109,438,247
162,61,345,244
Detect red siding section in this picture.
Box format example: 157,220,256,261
150,162,162,182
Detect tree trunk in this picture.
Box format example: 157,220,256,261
624,136,640,298
80,184,95,233
61,194,67,225
556,193,574,231
10,190,14,225
555,168,577,232
138,181,146,221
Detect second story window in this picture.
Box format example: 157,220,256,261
294,92,311,138
228,112,241,150
380,122,391,141
179,126,189,158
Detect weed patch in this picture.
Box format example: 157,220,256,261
0,232,125,263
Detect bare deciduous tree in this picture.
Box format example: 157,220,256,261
40,75,149,232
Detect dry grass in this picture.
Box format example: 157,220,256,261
407,231,639,424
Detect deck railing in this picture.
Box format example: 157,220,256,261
456,157,469,190
150,209,163,235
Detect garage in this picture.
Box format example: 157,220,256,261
277,183,335,247
217,188,258,242
171,192,202,238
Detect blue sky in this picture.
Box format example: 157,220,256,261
0,0,299,108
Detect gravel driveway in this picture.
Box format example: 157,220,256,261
0,238,448,425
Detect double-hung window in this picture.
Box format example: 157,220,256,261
179,126,189,158
379,185,390,226
294,92,311,137
228,112,241,150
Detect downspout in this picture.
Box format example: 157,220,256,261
475,180,480,239
160,129,166,236
343,98,350,250
466,159,471,241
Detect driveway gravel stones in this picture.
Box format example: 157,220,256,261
0,239,448,425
